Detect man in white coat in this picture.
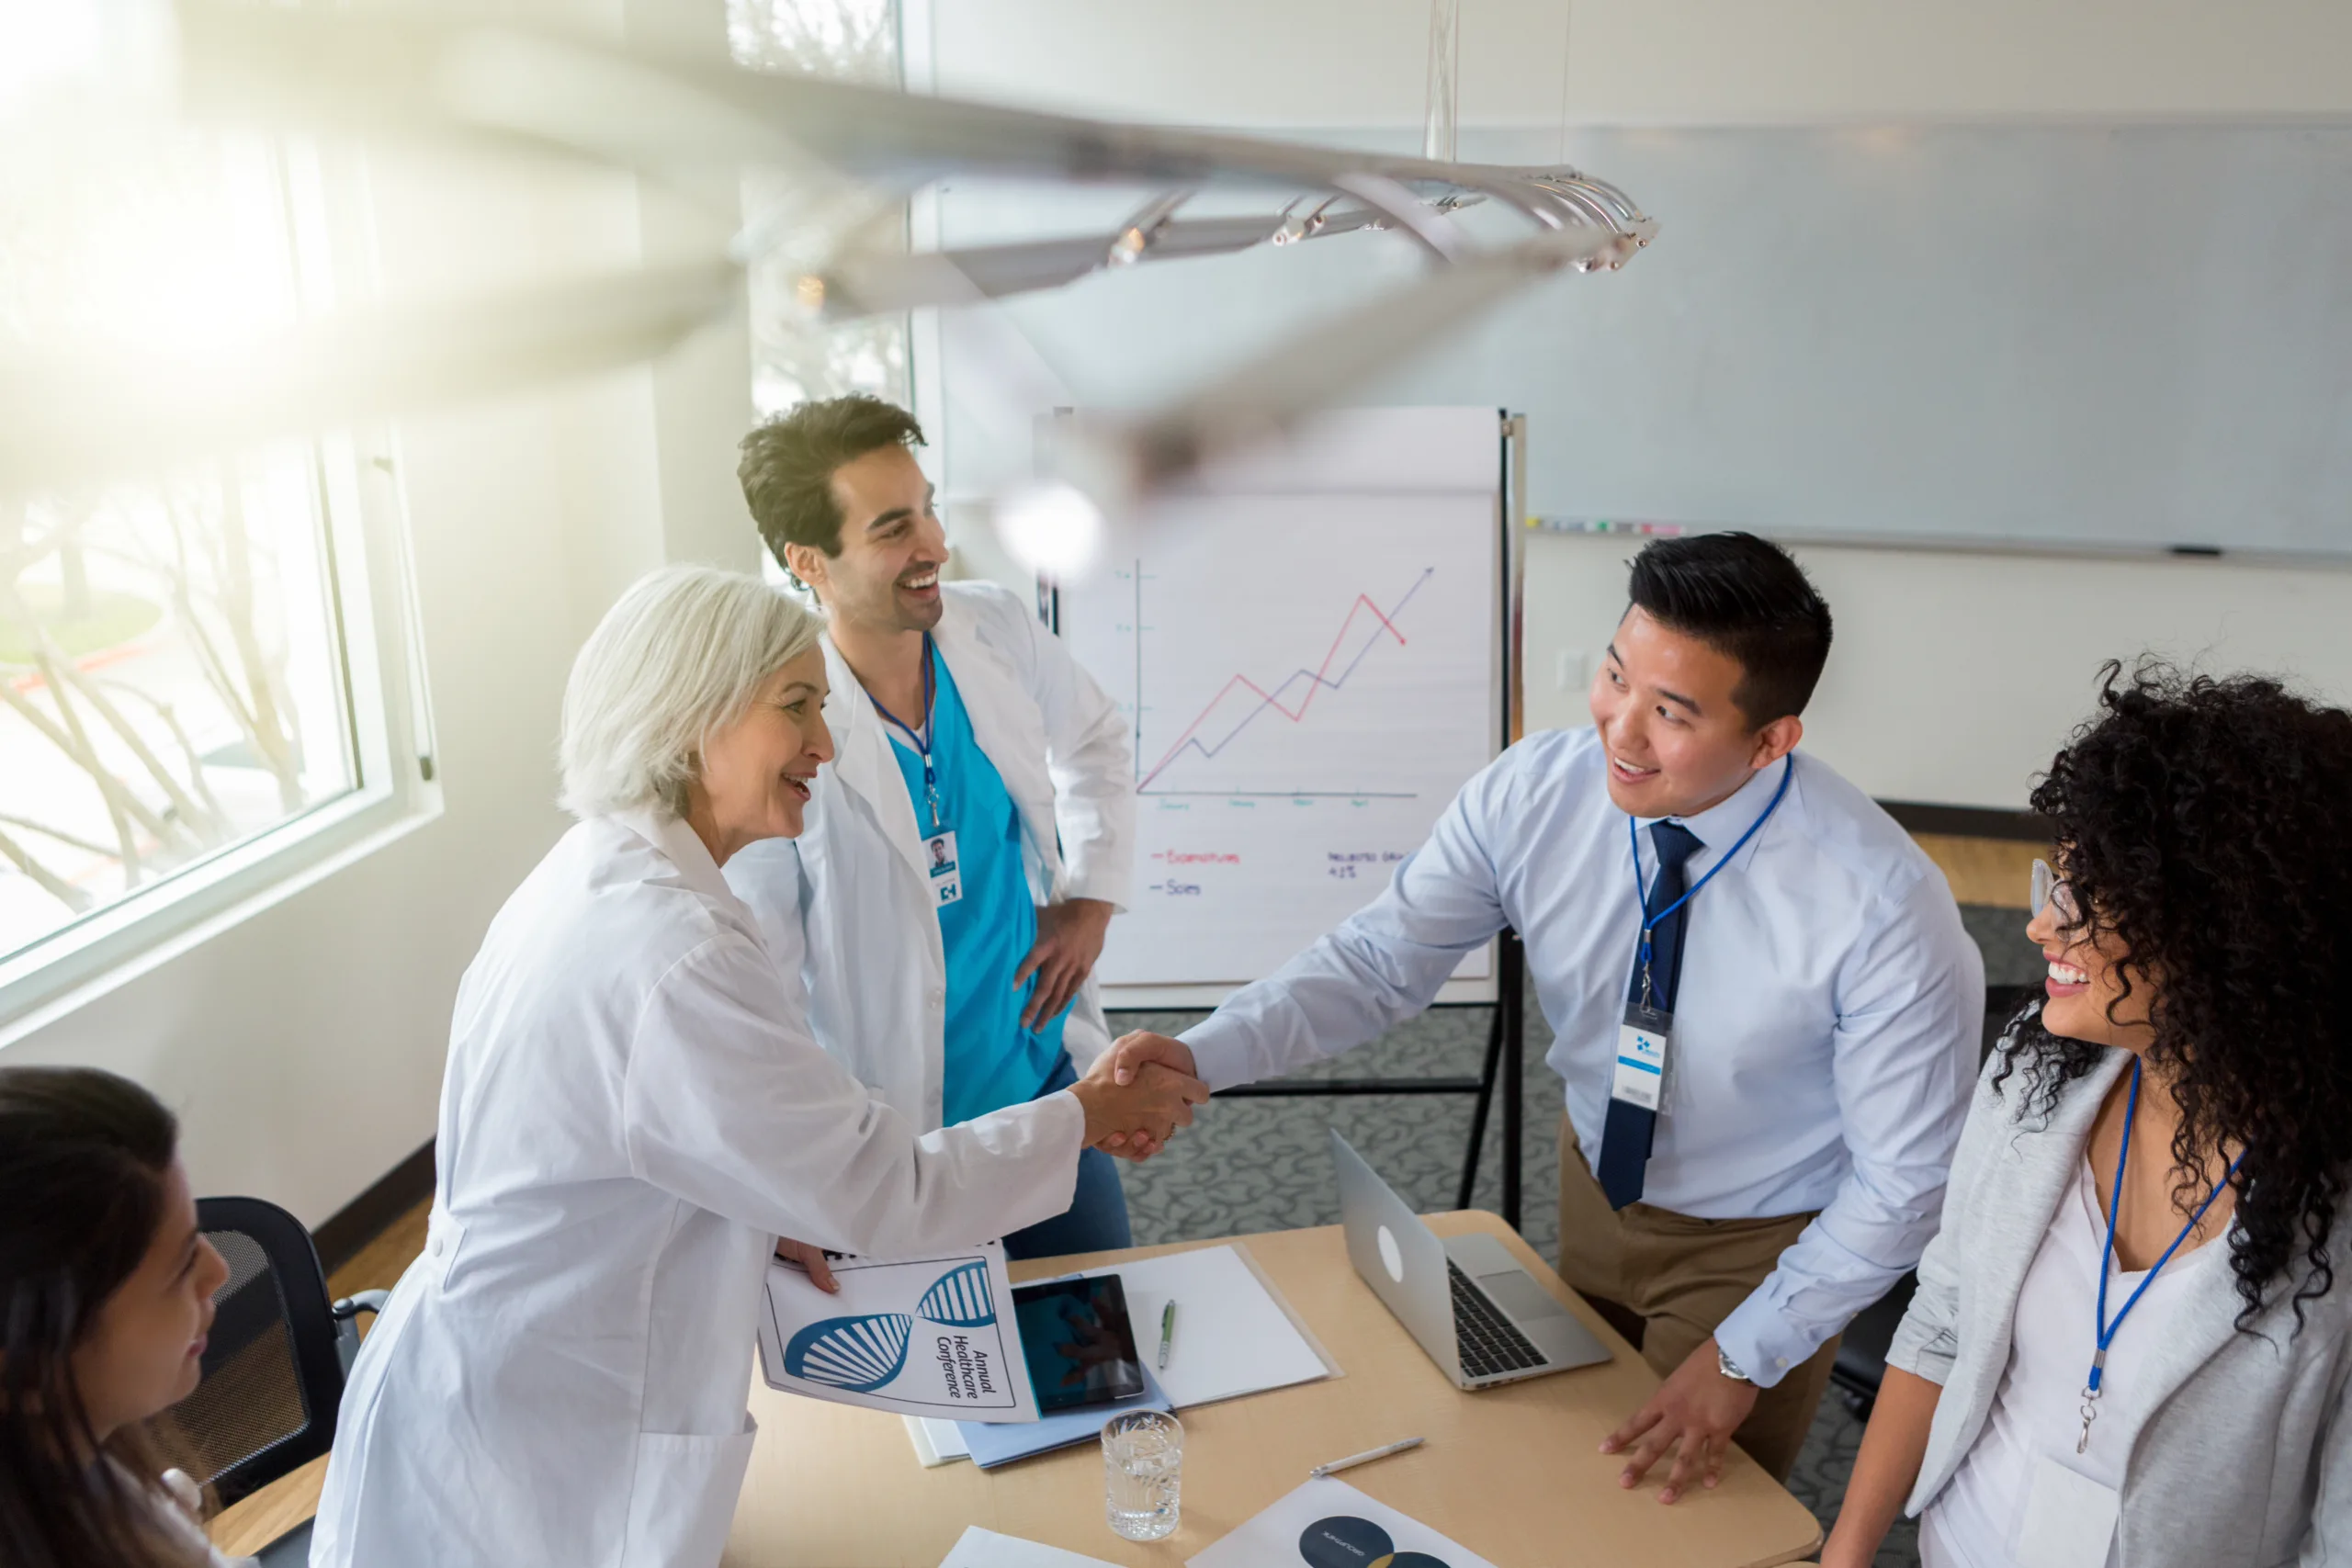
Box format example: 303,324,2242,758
729,395,1139,1258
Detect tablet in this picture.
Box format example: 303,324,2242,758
1010,1274,1148,1414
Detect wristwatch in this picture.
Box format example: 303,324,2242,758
1716,1348,1754,1384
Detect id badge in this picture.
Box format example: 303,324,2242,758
2017,1454,2120,1568
1611,1002,1674,1113
923,829,962,907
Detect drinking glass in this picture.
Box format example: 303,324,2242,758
1102,1409,1183,1542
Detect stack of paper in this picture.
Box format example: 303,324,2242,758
1077,1243,1334,1409
959,1364,1173,1470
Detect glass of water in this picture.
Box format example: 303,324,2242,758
1102,1409,1183,1542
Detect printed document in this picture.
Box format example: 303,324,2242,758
756,1241,1039,1422
1188,1478,1499,1568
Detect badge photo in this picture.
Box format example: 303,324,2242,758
926,830,962,907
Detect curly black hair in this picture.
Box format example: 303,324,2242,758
1995,660,2352,1329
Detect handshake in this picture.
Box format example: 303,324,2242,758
1068,1032,1205,1162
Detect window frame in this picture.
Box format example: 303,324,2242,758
0,423,439,1035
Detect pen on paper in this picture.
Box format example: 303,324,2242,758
1158,1299,1178,1370
1309,1437,1424,1479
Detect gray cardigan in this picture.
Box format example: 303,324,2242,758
1889,1047,2352,1565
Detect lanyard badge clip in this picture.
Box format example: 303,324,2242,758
1611,758,1795,1118
875,636,963,908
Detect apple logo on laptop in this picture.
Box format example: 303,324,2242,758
1375,1225,1405,1283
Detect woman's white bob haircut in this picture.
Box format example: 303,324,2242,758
559,564,823,820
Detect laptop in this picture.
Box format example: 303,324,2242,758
1332,1129,1611,1390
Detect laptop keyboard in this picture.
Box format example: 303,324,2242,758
1449,1261,1549,1379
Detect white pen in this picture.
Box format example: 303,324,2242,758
1308,1436,1425,1479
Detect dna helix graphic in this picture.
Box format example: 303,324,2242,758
784,1312,913,1393
785,1258,1001,1393
915,1258,996,1327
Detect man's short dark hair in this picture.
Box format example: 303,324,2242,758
1625,532,1833,727
737,394,927,567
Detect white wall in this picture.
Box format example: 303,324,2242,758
925,1,2352,125
0,2,759,1224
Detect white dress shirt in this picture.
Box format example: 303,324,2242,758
1182,725,1984,1385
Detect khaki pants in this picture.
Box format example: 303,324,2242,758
1555,1115,1839,1483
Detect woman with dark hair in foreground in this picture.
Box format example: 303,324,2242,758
0,1066,239,1567
1823,664,2352,1568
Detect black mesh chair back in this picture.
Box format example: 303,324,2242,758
175,1197,351,1506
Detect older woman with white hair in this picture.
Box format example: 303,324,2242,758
312,566,1206,1568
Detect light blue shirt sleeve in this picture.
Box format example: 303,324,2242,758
1713,871,1984,1386
1179,754,1516,1091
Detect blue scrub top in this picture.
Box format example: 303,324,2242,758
886,643,1069,1125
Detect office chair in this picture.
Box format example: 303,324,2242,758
173,1196,389,1563
1828,984,2041,1418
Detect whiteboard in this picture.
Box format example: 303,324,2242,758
935,122,2352,557
1057,408,1503,1002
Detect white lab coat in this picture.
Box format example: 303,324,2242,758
726,581,1135,1130
311,810,1084,1568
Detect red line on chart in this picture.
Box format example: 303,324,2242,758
1137,570,1435,791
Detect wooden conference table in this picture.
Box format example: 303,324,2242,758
728,1211,1822,1568
213,1213,1821,1566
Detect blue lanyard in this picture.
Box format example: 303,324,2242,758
871,635,944,831
1625,756,1793,1001
2077,1055,2245,1451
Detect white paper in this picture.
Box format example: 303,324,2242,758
756,1242,1037,1421
2018,1455,2121,1568
1187,1478,1498,1568
938,1526,1122,1568
1079,1244,1332,1409
905,1415,971,1464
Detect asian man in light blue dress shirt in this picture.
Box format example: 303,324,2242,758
1109,534,1984,1498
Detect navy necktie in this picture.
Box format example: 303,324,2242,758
1596,819,1704,1211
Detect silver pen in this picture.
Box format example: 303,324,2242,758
1309,1436,1425,1479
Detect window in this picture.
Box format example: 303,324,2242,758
0,453,359,961
0,8,426,1017
728,0,912,415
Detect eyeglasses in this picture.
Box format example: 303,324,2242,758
2030,859,2081,927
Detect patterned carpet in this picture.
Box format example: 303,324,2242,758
1109,902,2036,1567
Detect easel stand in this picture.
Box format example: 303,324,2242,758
1206,928,1527,1230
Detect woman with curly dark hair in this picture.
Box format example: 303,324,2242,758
1822,664,2352,1568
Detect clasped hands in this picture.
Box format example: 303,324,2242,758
775,1030,1206,1295
1091,1033,1751,1508
1072,1030,1204,1161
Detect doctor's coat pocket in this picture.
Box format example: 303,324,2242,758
621,1419,758,1568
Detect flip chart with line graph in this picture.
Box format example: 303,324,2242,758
1062,422,1501,992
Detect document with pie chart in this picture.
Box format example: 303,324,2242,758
1187,1478,1499,1568
756,1241,1040,1422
